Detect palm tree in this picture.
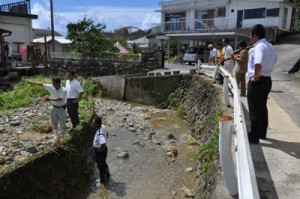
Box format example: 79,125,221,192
130,42,140,54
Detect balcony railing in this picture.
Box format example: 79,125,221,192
161,17,233,33
0,0,31,15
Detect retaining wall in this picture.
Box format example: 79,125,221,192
0,117,95,199
43,59,160,78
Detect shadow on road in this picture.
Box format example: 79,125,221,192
242,104,279,199
260,138,300,159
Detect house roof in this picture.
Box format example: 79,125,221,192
127,36,149,48
114,42,129,54
33,36,71,44
32,28,62,38
0,28,12,35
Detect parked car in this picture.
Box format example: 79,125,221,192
183,46,204,65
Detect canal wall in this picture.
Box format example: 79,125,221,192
93,75,185,105
0,116,95,199
184,75,221,198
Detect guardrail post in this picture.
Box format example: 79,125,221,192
223,76,230,107
219,116,238,196
212,65,219,82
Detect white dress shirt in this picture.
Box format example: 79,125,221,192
247,38,277,78
43,84,67,106
93,125,108,148
66,79,83,98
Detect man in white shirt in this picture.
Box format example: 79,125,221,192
222,38,235,75
92,115,110,183
246,24,277,144
208,44,217,65
66,70,84,129
28,77,67,143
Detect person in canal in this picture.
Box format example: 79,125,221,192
92,115,110,184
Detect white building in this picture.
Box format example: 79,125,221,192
0,0,37,63
156,0,299,50
33,36,72,58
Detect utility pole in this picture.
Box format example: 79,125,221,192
50,0,55,52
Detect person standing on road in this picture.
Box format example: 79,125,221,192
212,42,224,83
247,24,277,144
66,70,84,129
222,38,235,75
92,115,110,184
233,40,248,96
28,77,67,143
208,44,217,65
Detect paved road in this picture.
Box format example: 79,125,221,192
213,33,300,199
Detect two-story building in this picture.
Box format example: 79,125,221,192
0,0,37,67
155,0,299,59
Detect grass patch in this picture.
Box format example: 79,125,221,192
189,112,221,177
0,76,50,110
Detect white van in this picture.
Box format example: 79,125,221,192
183,46,205,65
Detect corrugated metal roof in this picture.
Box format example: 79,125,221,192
127,36,149,48
32,36,71,44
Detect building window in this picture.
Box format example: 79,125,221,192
244,8,266,19
217,7,226,17
165,12,186,31
267,8,279,17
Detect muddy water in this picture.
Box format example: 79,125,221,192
85,99,197,199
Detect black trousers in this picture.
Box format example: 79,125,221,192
247,76,272,141
67,99,79,128
95,148,109,181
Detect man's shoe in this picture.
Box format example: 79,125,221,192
100,178,106,184
259,135,267,140
248,133,259,144
248,137,259,144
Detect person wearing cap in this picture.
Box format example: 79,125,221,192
28,77,67,143
233,40,248,96
208,44,217,65
66,70,84,129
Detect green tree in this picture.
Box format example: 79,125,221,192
66,18,116,57
129,43,141,54
292,0,300,30
169,39,179,57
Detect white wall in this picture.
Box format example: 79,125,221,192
227,1,281,29
0,16,33,52
160,0,297,31
279,2,294,31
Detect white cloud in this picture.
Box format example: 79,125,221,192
31,3,161,35
31,2,51,29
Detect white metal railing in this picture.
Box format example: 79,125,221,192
161,17,233,33
197,63,260,199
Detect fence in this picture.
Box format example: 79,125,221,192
50,52,142,62
199,63,260,199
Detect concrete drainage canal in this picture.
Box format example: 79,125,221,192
85,98,197,199
0,74,221,198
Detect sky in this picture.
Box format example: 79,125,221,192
30,0,163,36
